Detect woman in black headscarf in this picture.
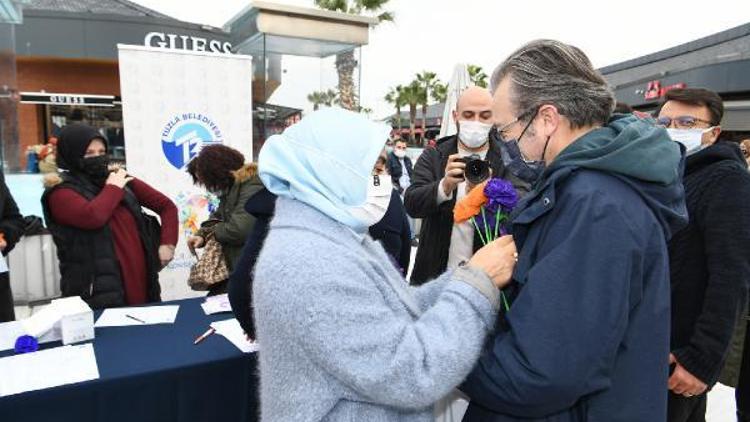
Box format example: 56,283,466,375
41,124,179,309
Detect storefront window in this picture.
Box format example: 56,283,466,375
44,105,125,160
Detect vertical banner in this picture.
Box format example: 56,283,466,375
118,45,253,300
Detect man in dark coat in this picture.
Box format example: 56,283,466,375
460,39,688,422
656,88,750,422
386,139,413,194
0,170,26,322
404,86,528,286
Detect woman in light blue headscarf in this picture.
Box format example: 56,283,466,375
253,108,517,422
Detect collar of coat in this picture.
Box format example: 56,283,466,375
231,163,258,184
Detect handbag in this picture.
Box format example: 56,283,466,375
187,233,229,291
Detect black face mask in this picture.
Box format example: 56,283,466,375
500,139,545,184
80,155,111,182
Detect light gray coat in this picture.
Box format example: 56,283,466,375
252,197,500,421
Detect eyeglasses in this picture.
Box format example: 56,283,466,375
495,108,539,143
656,115,713,129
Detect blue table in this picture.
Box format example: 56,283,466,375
0,297,258,422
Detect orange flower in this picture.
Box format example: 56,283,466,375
453,182,488,224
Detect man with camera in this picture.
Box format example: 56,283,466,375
404,86,528,285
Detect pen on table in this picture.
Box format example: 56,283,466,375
125,314,146,324
194,327,215,345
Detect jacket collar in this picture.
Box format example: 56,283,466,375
686,141,747,175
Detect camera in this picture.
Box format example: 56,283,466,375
459,155,490,185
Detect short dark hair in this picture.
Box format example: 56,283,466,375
395,138,407,145
187,144,245,192
658,88,724,126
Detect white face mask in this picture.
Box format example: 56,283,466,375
666,128,714,155
393,148,407,159
458,120,492,148
348,174,393,227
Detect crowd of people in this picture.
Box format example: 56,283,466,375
0,38,748,422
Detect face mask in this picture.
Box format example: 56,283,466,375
458,120,492,148
666,128,713,155
501,138,545,184
348,174,393,228
80,155,110,181
393,148,407,159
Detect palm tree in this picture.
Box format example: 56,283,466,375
416,71,439,138
384,85,406,130
314,0,394,111
307,91,326,111
468,64,488,88
307,89,339,110
322,89,339,107
432,82,448,104
399,81,425,143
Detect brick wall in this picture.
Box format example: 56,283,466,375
16,57,119,167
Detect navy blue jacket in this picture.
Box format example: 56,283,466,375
369,189,411,276
461,115,688,421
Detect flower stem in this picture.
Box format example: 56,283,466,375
481,206,491,242
501,291,510,312
471,216,487,245
495,210,501,239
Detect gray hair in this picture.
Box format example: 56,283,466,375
490,39,615,128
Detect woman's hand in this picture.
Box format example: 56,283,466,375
158,244,176,269
468,235,518,289
187,236,205,250
106,168,134,189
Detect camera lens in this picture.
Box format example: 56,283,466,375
464,158,490,184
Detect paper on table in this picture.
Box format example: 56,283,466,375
210,319,258,353
201,294,232,315
0,343,100,397
94,305,180,327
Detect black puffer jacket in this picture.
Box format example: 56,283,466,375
41,173,160,309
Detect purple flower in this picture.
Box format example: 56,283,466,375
484,178,518,213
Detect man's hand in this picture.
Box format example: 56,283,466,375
442,154,465,195
668,353,708,397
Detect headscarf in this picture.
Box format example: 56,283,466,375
56,124,108,173
258,108,391,233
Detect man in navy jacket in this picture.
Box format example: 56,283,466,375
460,39,688,422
